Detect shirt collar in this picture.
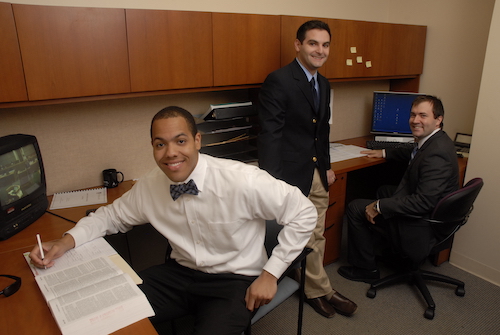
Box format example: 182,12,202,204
416,128,441,148
296,58,317,83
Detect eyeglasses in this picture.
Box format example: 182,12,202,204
0,274,21,297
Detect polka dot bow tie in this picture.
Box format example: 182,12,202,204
170,179,199,201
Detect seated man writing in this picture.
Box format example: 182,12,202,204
338,95,459,282
30,106,317,335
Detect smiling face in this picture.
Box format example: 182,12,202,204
151,116,201,182
294,28,330,74
409,101,443,141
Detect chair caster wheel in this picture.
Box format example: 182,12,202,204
455,286,465,296
366,288,376,298
424,308,435,320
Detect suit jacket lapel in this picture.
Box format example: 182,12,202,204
291,60,317,112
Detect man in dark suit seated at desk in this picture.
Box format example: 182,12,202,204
30,106,317,335
338,95,459,282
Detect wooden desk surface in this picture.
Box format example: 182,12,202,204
330,136,385,174
0,180,157,335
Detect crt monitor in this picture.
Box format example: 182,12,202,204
0,134,48,240
370,91,422,137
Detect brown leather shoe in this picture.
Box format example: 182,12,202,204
306,297,336,318
328,292,358,316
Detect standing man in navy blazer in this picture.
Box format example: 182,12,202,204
338,95,459,282
258,20,357,318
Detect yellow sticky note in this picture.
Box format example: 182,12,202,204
357,56,363,63
346,59,353,66
350,47,357,53
366,61,372,68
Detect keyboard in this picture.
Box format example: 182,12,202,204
366,140,416,150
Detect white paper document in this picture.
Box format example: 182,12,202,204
329,143,367,163
50,187,107,210
24,238,153,335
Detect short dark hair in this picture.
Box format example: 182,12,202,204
150,106,198,138
296,20,331,43
412,95,445,128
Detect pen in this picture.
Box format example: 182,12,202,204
36,233,47,269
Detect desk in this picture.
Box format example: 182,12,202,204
0,181,157,335
324,136,467,265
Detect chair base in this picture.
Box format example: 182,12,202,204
366,269,465,320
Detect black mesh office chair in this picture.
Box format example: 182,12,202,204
244,219,312,335
366,177,484,320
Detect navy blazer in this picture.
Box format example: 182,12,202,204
258,59,331,195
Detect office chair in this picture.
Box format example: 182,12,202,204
244,220,312,335
366,178,484,320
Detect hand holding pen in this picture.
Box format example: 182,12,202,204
36,234,47,269
29,233,76,269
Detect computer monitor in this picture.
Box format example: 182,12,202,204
0,134,48,240
370,91,422,137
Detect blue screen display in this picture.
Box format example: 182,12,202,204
371,91,422,136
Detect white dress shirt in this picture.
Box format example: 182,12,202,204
66,154,317,279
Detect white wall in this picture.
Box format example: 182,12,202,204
450,0,500,286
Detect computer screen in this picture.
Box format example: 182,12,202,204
370,91,422,137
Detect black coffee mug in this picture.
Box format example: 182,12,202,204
103,169,124,188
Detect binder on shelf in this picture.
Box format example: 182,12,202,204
201,101,256,120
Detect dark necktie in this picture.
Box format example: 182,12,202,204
170,179,199,201
410,145,419,161
310,77,319,111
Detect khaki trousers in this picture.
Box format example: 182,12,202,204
304,168,333,299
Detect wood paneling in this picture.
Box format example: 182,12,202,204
326,19,426,79
126,9,213,92
0,3,27,103
213,13,281,86
13,4,130,101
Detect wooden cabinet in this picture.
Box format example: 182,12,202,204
213,13,281,87
326,19,426,79
126,9,213,92
13,4,130,100
0,3,27,103
324,173,347,265
0,4,427,105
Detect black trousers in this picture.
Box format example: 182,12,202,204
346,186,435,270
138,259,256,335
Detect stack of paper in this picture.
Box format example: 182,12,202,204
329,143,367,163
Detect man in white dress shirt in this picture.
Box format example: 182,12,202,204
30,106,317,335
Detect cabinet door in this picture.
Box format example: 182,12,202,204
0,3,27,103
326,19,426,79
13,4,130,101
213,13,281,86
126,9,213,92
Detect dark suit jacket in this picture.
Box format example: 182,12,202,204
379,130,459,262
257,59,331,196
